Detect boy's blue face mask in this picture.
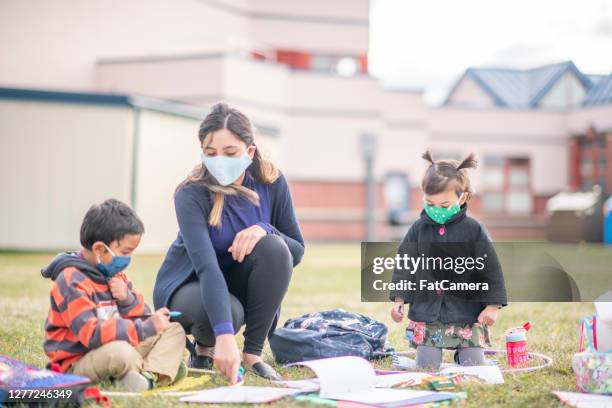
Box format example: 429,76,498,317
201,151,252,186
96,244,130,278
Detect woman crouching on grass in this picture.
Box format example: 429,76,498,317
153,102,304,383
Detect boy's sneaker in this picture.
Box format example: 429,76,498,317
116,371,151,392
173,361,188,384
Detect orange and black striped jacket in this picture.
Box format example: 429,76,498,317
42,252,156,372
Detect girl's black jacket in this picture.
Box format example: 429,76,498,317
390,204,507,324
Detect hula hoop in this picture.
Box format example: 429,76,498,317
394,348,553,373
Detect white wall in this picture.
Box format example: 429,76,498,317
567,104,612,133
539,71,587,110
428,107,569,195
0,100,134,249
445,76,496,108
251,0,369,54
132,110,200,252
0,0,369,91
97,57,225,100
0,0,250,90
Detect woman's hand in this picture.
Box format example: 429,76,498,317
228,224,267,263
478,305,499,326
214,334,241,384
391,298,405,322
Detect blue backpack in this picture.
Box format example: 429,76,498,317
269,309,394,364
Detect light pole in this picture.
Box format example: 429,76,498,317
361,133,377,241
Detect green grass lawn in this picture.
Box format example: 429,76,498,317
0,243,597,407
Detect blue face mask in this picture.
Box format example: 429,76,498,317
96,244,131,278
201,152,252,186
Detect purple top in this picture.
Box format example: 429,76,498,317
153,172,304,337
209,174,273,270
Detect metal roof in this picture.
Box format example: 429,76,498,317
0,87,280,136
444,61,597,108
0,87,206,119
582,74,612,107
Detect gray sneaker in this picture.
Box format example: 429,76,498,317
115,371,151,392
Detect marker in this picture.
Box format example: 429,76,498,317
237,366,245,383
137,310,182,319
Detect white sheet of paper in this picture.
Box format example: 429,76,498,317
326,388,443,404
392,355,456,371
288,356,376,398
554,391,612,408
440,365,504,384
374,372,432,387
179,386,301,404
272,378,320,392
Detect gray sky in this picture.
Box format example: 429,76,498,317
369,0,612,105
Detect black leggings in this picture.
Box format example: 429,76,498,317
169,234,293,355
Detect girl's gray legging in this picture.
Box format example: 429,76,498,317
169,234,293,356
416,345,485,369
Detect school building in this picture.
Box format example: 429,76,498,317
1,0,611,251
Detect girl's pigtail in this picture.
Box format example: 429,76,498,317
422,150,435,166
457,153,477,170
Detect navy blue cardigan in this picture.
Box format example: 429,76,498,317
153,172,304,336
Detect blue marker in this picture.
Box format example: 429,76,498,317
237,366,245,383
168,311,182,318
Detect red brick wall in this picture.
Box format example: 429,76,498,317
287,179,551,241
290,180,385,209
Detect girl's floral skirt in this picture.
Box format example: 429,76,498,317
405,320,490,349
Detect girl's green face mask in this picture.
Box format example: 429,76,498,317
423,193,464,224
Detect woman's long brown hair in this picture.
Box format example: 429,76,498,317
176,102,279,226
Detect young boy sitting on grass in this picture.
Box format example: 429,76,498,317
42,199,187,391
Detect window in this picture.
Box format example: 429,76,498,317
509,167,529,188
482,192,504,212
482,155,532,214
484,155,505,166
597,176,607,190
598,137,607,149
312,55,332,72
506,192,531,214
581,158,592,176
599,156,607,172
310,54,361,76
483,168,504,189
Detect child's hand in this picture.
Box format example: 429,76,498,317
478,305,499,326
108,277,129,302
391,299,405,322
150,308,171,333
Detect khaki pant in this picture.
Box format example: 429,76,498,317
71,322,185,385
